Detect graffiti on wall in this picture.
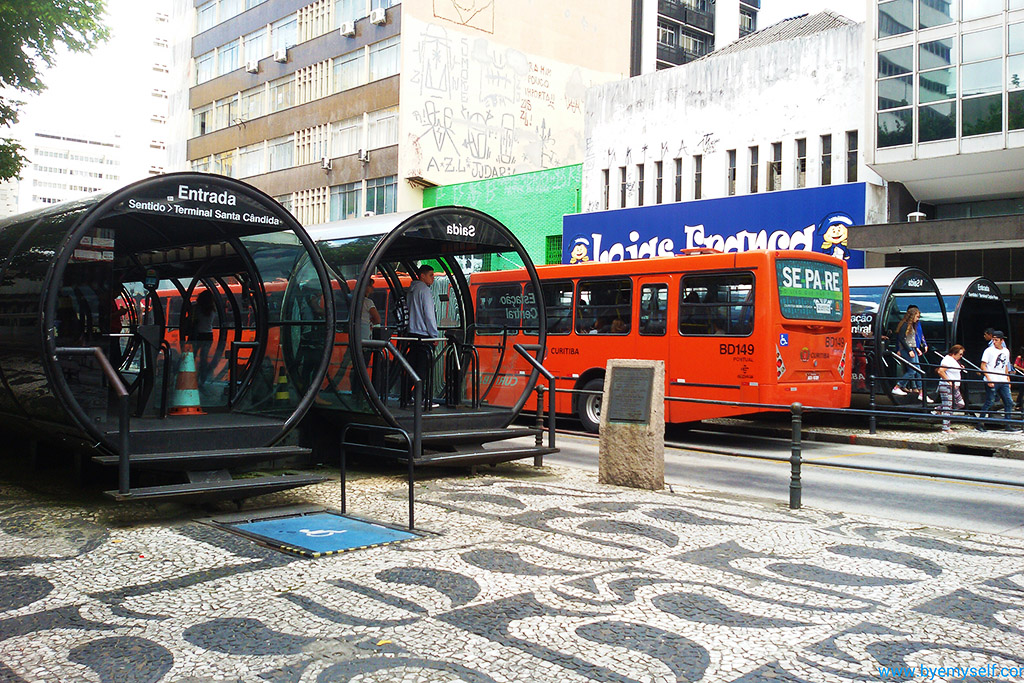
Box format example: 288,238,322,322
432,0,495,33
403,17,596,185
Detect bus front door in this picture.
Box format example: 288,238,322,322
636,278,671,417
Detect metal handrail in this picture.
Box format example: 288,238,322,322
55,347,131,495
228,340,260,408
512,343,555,450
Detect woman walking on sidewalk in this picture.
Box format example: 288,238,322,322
892,307,925,399
937,344,966,433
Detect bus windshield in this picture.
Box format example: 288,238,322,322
776,258,844,322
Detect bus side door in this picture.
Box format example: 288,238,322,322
636,276,671,391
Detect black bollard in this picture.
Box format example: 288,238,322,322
868,375,877,435
790,402,802,510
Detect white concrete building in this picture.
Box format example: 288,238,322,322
582,12,885,225
635,0,760,74
13,130,124,209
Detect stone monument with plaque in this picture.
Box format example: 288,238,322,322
598,359,664,490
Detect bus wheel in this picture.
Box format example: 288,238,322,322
577,378,604,433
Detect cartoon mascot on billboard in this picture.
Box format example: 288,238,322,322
819,212,854,261
568,235,591,264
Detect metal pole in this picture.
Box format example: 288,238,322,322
340,431,347,514
868,375,877,435
410,378,421,531
118,394,130,495
547,377,556,451
534,385,545,449
789,402,802,510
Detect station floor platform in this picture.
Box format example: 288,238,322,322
0,455,1022,682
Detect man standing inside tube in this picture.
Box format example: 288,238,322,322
406,264,438,407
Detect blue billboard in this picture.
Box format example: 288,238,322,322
563,183,866,268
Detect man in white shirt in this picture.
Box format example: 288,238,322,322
977,330,1017,432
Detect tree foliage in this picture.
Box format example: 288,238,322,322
0,0,110,180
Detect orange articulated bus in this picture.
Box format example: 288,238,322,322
469,249,851,431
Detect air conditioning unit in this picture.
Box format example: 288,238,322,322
370,7,386,24
339,21,356,37
358,149,369,163
245,59,259,73
320,156,332,170
273,47,288,63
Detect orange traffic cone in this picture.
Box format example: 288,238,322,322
169,344,206,416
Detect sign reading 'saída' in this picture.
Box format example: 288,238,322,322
563,183,866,268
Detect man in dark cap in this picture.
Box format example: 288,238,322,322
977,330,1017,432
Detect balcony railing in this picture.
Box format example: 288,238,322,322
657,42,711,66
657,0,715,35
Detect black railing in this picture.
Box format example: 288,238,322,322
512,343,556,454
55,347,131,495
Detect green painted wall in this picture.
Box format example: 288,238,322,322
423,164,582,270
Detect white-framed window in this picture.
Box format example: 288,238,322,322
269,74,294,112
369,36,400,81
217,39,239,75
241,85,264,121
197,1,217,31
330,181,362,221
215,95,238,129
657,22,677,47
268,135,294,171
220,0,243,21
334,49,366,91
367,106,398,149
246,0,267,8
371,0,396,9
365,175,396,215
212,149,236,177
331,115,361,157
274,192,294,213
243,27,267,64
238,143,265,177
193,104,213,137
192,156,212,172
196,51,215,84
335,0,366,26
272,15,298,52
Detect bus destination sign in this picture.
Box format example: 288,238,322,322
776,259,844,322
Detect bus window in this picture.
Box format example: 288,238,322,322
475,283,521,335
576,278,631,335
639,284,668,336
523,280,573,335
679,273,754,336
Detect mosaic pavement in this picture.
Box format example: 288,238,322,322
1,466,1024,682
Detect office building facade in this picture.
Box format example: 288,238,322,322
182,0,629,226
632,0,760,75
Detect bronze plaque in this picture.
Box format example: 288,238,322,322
606,366,654,424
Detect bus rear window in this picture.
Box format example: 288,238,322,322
776,259,844,322
679,273,754,336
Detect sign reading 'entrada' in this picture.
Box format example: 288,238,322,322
121,183,283,226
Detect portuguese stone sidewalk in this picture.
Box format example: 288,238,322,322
1,462,1024,682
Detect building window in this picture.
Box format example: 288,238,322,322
212,149,236,178
920,0,954,28
1010,23,1024,131
619,166,627,208
680,32,707,57
334,49,366,92
366,175,397,215
795,138,806,188
878,0,913,38
846,131,858,183
739,8,756,35
727,149,736,196
243,27,267,64
919,37,956,142
330,181,361,221
193,105,212,137
369,36,400,81
748,146,758,193
820,135,831,186
693,155,702,200
768,142,781,191
336,0,367,25
877,46,913,147
197,1,216,32
269,74,294,113
636,163,645,206
195,51,215,84
961,27,1003,137
268,135,294,171
545,235,563,265
271,15,297,52
963,0,1002,21
275,193,294,213
602,169,609,210
331,115,361,157
238,143,265,177
214,95,238,129
655,161,663,204
241,85,264,121
674,158,682,201
367,106,399,149
657,21,677,47
217,39,239,76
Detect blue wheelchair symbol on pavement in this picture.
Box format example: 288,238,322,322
779,333,789,347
